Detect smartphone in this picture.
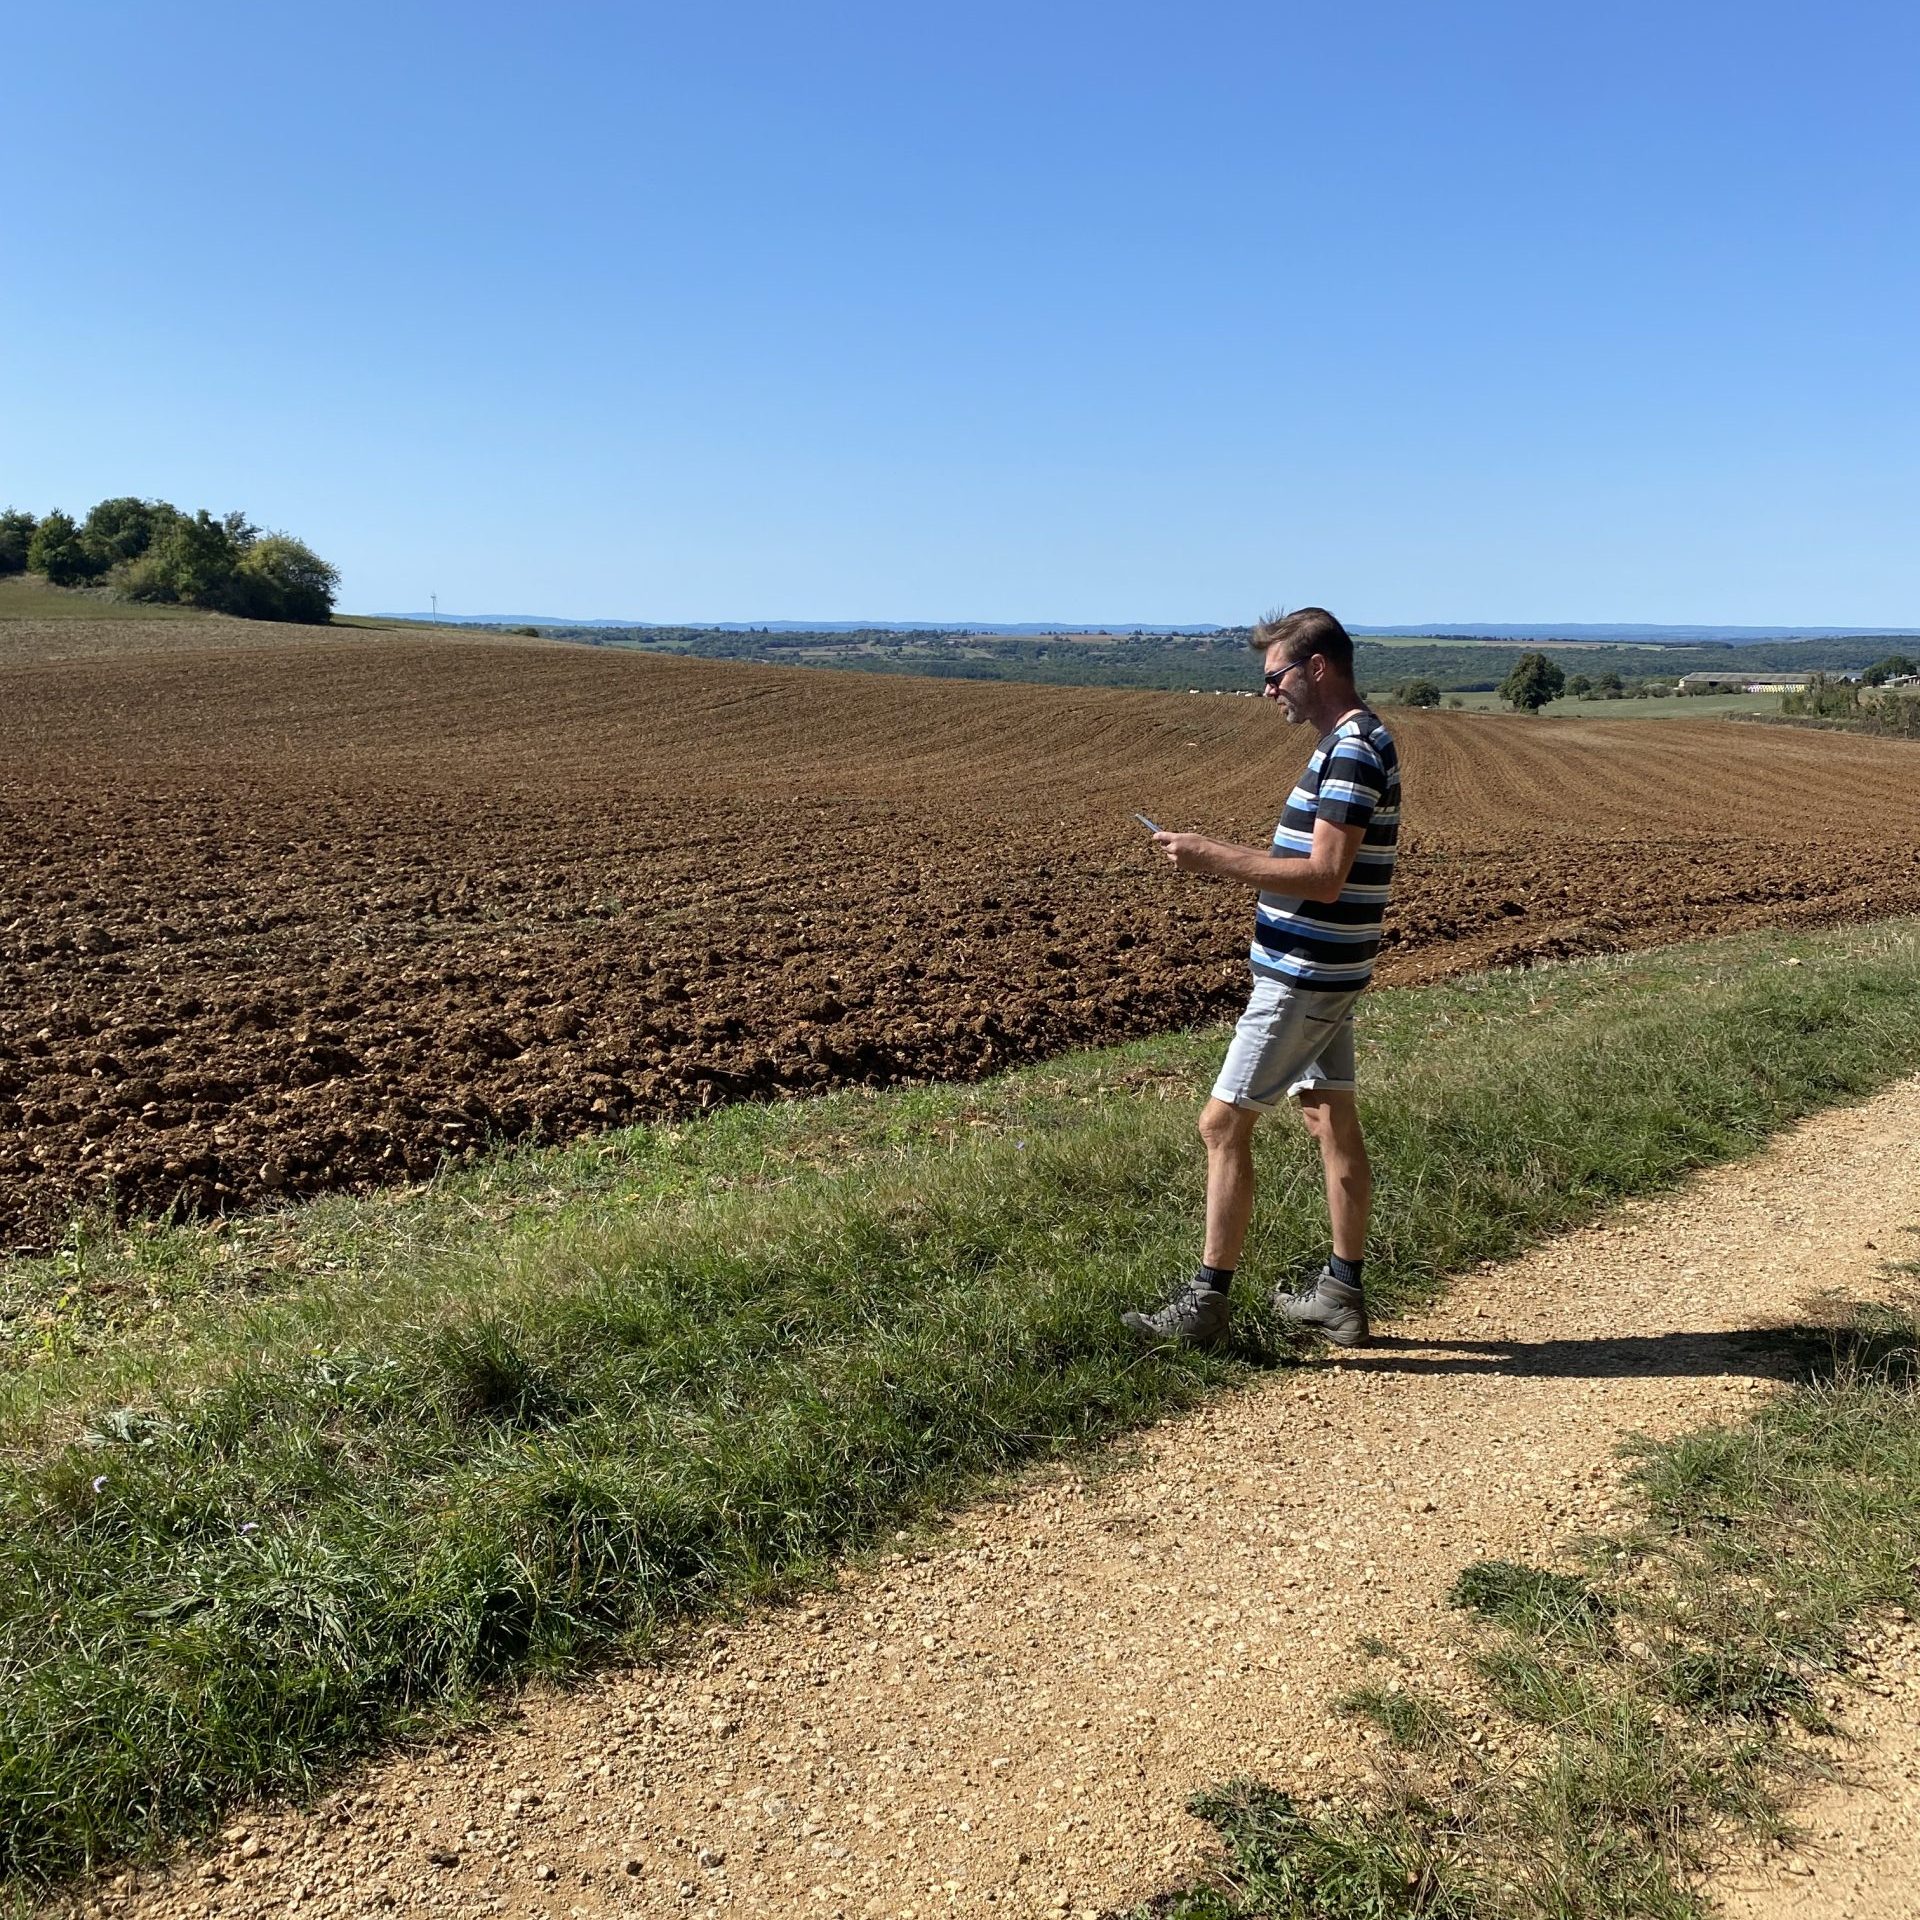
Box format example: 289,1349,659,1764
1134,812,1163,834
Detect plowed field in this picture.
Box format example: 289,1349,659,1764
5,617,1918,1251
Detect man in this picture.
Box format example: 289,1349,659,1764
1123,606,1400,1350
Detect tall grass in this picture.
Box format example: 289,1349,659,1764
4,921,1920,1884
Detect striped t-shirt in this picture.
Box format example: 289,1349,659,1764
1251,709,1401,992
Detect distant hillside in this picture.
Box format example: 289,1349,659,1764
1351,622,1920,642
443,622,1909,698
378,612,1918,644
373,613,1226,635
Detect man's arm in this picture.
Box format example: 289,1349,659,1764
1153,815,1368,904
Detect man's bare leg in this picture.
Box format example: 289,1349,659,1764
1277,1090,1373,1346
1121,1097,1254,1343
1298,1089,1371,1259
1200,1096,1260,1270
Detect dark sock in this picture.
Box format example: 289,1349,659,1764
1197,1263,1235,1295
1328,1254,1364,1288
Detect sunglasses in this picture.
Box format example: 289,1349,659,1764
1263,656,1313,690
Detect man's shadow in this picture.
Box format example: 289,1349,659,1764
1345,1327,1794,1380
1249,1315,1918,1388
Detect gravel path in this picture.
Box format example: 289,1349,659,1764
55,1078,1920,1920
1714,1619,1920,1919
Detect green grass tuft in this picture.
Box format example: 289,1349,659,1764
1157,1782,1482,1919
1656,1648,1816,1727
1449,1562,1613,1643
1337,1686,1457,1753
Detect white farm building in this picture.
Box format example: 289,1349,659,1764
1676,672,1813,694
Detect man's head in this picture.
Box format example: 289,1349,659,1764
1250,606,1357,724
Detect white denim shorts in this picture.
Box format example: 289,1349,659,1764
1211,975,1363,1114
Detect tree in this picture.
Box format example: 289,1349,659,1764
28,510,109,586
227,534,338,624
1397,678,1441,708
1564,672,1593,699
1862,654,1917,686
1500,651,1565,712
124,509,242,605
81,496,177,565
25,492,337,623
1784,672,1861,721
1596,670,1624,697
0,508,36,575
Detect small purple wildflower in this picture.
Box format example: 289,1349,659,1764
240,1521,260,1535
90,1475,108,1494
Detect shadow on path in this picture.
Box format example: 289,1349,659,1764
1327,1324,1839,1382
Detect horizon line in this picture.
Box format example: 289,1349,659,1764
363,612,1920,637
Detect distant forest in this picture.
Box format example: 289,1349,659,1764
502,623,1904,698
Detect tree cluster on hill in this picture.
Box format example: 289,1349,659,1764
1362,636,1898,692
0,497,338,623
529,624,1257,692
1862,653,1918,686
1780,672,1920,738
1387,659,1696,710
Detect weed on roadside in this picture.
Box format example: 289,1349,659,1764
1337,1686,1457,1754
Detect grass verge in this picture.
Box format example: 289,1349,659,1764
0,575,212,624
4,920,1920,1886
1439,689,1786,719
1134,1284,1920,1920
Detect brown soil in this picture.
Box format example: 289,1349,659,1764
6,619,1920,1250
55,1075,1920,1920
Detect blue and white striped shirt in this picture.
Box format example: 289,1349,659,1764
1251,710,1400,992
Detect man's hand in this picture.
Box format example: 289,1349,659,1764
1152,831,1222,872
1149,818,1368,901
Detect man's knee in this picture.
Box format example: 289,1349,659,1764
1199,1097,1256,1153
1298,1090,1364,1156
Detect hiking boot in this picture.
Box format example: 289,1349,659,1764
1274,1267,1370,1348
1121,1278,1232,1348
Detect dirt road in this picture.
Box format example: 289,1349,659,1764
59,1076,1920,1920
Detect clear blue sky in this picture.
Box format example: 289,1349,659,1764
5,1,1915,626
